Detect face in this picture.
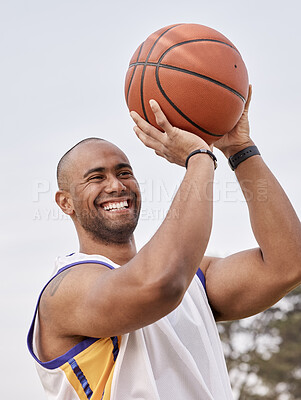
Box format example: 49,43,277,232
68,141,141,244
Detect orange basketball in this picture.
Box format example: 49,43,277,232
125,23,249,145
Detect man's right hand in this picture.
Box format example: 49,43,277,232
130,99,211,167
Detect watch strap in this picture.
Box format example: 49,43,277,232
185,149,217,170
228,145,260,171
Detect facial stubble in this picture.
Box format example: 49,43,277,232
76,196,140,244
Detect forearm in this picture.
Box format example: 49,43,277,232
137,155,214,290
207,87,301,320
236,152,301,282
130,100,214,298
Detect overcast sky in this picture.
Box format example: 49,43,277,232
1,1,301,398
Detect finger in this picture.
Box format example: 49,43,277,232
133,125,164,153
130,110,166,143
130,110,146,127
155,149,165,158
149,100,173,133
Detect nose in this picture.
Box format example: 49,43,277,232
103,174,127,194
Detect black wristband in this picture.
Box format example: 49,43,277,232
228,145,260,171
185,149,217,170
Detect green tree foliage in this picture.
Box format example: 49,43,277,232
218,286,301,400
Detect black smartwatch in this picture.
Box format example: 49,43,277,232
228,145,260,171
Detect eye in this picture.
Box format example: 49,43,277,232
118,170,133,178
89,175,104,181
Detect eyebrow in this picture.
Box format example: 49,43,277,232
83,163,133,178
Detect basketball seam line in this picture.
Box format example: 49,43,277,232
159,38,240,54
155,63,223,137
126,42,145,105
140,24,183,122
130,61,245,102
157,38,245,102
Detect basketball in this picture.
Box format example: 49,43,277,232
125,23,249,144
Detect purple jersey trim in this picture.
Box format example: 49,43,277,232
69,357,93,399
27,257,207,369
196,268,206,291
27,259,115,370
56,260,115,275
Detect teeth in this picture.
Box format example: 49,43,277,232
103,200,129,211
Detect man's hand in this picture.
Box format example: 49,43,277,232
130,100,211,167
214,84,254,158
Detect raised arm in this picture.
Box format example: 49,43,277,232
40,101,215,354
204,86,301,321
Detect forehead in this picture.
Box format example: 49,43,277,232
71,141,130,177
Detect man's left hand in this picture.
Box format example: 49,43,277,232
214,84,254,158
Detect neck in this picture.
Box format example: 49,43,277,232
78,235,137,266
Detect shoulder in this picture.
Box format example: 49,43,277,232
41,260,114,305
41,253,117,300
43,263,104,298
36,262,111,354
39,254,118,329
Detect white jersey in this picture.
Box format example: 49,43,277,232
27,253,234,399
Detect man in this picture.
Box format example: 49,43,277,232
28,87,301,399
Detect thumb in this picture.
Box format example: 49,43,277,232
244,84,252,113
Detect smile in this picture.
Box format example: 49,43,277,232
101,200,129,212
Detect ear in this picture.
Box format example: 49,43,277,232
55,190,74,216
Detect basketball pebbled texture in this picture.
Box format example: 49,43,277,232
125,23,249,145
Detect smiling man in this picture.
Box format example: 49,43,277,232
28,90,301,400
56,139,141,249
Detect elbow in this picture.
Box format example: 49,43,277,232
144,267,187,313
158,273,186,305
285,262,301,290
263,243,301,292
280,249,301,289
285,236,301,287
133,248,195,315
264,259,301,298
